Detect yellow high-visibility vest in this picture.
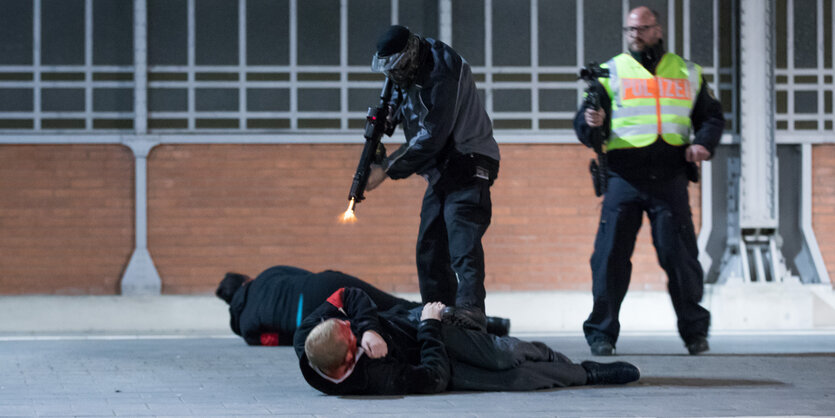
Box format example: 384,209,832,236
597,53,702,151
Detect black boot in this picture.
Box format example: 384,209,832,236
441,306,487,332
686,337,709,355
581,361,640,385
589,340,615,356
485,316,510,336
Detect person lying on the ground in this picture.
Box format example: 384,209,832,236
215,265,510,346
295,287,640,395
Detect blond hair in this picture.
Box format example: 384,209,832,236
305,318,350,373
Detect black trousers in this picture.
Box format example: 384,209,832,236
583,172,711,346
441,325,588,391
416,179,492,310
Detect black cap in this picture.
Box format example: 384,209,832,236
376,25,411,56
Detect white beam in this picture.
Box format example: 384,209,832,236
739,0,778,229
120,0,161,296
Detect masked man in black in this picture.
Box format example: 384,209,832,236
365,25,501,332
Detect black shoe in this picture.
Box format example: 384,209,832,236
590,340,615,356
441,306,487,332
686,338,709,355
485,316,510,336
581,361,640,385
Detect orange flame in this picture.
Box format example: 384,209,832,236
340,198,358,224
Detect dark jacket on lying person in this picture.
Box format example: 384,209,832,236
294,288,635,395
218,266,418,346
295,287,449,395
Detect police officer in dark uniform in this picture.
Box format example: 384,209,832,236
575,6,724,356
365,25,501,332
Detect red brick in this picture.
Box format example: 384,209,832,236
14,141,816,295
0,145,134,295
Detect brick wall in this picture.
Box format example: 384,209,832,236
490,144,702,292
0,145,134,294
148,143,701,294
147,144,425,294
813,144,835,282
10,142,835,295
0,142,709,295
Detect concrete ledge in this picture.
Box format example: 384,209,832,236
0,295,230,335
704,283,835,330
1,285,833,336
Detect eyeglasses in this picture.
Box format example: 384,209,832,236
623,24,658,35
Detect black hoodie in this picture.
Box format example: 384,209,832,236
227,266,420,346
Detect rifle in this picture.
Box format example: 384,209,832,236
342,78,396,221
579,62,610,197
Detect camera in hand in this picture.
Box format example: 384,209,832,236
579,62,610,83
579,63,611,197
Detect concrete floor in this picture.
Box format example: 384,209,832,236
1,288,834,417
1,332,834,417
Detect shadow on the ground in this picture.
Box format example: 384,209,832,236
335,376,786,398
636,377,786,387
325,376,786,399
621,352,835,358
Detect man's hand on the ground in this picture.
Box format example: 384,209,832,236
361,330,388,359
585,108,606,127
685,144,711,162
421,302,446,321
366,164,387,191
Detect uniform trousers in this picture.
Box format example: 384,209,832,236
416,178,492,310
583,172,711,346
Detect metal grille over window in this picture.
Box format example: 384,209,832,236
773,0,834,138
0,0,741,138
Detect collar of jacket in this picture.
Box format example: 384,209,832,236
629,38,666,74
412,39,435,88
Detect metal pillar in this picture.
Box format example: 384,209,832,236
120,138,162,295
716,0,797,284
120,0,162,295
797,144,831,283
439,0,452,45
